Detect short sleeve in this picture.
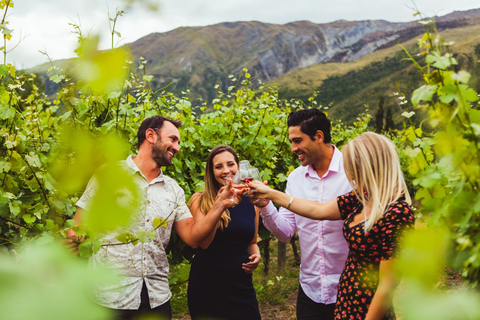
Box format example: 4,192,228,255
337,191,360,220
172,184,192,223
379,200,415,260
76,175,98,210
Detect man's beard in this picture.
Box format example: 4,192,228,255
151,141,172,167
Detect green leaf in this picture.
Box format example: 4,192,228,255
402,111,415,119
8,201,20,217
426,52,457,70
451,70,471,84
146,228,157,240
135,229,150,243
185,159,196,170
0,161,11,173
22,214,36,224
49,74,65,84
412,85,437,106
143,75,153,82
36,232,55,245
65,219,75,229
464,88,479,102
115,232,136,244
25,154,41,168
0,105,15,120
92,240,104,253
0,64,8,76
153,217,168,229
45,219,56,230
439,95,455,104
78,239,93,257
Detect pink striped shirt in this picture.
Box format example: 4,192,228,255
260,146,351,304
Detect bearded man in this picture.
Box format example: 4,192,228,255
66,115,236,320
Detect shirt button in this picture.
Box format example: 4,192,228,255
147,200,151,204
147,219,150,222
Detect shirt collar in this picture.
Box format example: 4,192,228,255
305,145,342,179
125,155,165,183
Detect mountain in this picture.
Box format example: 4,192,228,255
122,8,480,105
32,8,480,123
270,12,480,123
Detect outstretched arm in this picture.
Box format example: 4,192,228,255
248,180,341,220
175,181,238,248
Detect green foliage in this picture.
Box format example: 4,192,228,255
0,240,116,320
401,18,480,288
6,2,480,319
393,16,480,319
168,259,191,317
396,228,480,319
0,0,370,263
253,259,299,306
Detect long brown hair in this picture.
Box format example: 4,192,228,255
188,145,239,229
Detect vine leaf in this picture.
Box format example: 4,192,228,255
153,217,168,229
412,85,437,106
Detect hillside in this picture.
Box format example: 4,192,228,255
125,19,414,102
29,8,480,124
270,22,480,124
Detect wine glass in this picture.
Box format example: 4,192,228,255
248,168,265,204
231,160,253,194
224,175,238,204
249,167,262,182
232,168,252,193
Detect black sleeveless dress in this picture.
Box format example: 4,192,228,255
187,196,261,320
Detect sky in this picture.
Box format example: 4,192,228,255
8,0,480,69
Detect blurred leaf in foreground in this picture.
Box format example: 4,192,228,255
395,228,480,320
0,239,117,320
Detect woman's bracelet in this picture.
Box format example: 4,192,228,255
286,196,294,209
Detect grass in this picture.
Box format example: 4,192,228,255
253,258,300,306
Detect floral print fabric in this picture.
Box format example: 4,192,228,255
334,191,415,319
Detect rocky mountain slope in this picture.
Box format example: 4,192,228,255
32,7,480,123
125,8,480,102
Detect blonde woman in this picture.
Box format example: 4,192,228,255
248,132,414,320
187,145,261,320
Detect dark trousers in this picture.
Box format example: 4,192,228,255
113,281,172,320
296,284,336,320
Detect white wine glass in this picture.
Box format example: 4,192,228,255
248,168,265,204
231,160,253,193
249,168,262,182
224,175,238,204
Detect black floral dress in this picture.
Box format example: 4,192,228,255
334,191,415,320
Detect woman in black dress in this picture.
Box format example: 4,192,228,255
248,132,414,319
187,145,261,320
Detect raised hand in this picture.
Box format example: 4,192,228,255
217,177,242,207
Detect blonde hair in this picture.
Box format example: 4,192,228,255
342,132,411,234
187,145,238,230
